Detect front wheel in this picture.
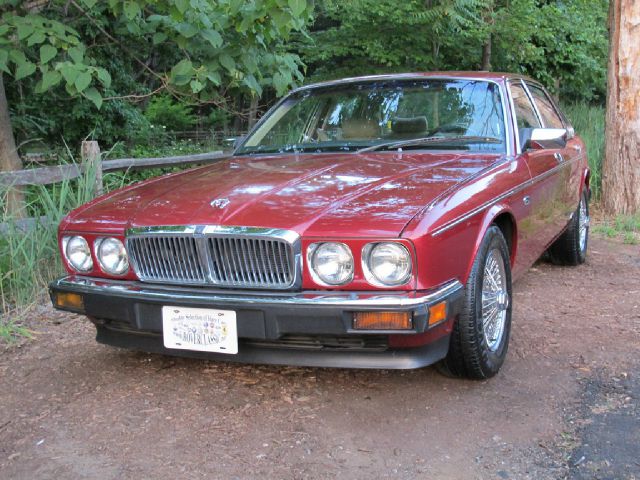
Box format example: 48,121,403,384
437,226,512,380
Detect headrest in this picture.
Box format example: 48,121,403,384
391,116,428,135
342,119,379,139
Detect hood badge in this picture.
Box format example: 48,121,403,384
210,197,230,209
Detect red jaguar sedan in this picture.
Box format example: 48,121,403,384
50,72,590,379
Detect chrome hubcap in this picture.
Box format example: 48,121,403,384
578,197,589,252
481,249,509,352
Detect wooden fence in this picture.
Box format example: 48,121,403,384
0,140,231,233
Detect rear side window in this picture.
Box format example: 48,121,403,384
527,84,564,129
509,83,541,130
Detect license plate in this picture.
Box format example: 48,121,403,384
162,306,238,354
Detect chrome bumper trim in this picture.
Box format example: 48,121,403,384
51,275,463,309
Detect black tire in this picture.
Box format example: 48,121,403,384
437,226,513,380
547,189,589,266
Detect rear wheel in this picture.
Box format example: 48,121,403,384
437,226,512,380
547,189,589,266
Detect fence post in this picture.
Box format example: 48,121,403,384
81,140,103,197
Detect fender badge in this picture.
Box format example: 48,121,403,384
210,197,230,209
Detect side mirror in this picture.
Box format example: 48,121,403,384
522,128,567,150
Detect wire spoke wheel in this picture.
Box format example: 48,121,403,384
578,195,590,253
481,248,509,352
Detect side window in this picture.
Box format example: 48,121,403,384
527,84,564,129
509,83,541,130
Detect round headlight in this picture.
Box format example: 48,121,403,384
96,237,129,275
363,243,412,286
63,236,93,272
308,242,354,286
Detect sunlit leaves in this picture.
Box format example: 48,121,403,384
39,45,57,64
74,71,92,92
201,29,223,48
68,46,85,64
83,87,103,108
1,0,314,114
170,59,193,83
38,70,62,92
15,61,36,80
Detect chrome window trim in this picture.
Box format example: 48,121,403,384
506,78,544,154
236,76,514,157
520,80,545,129
524,81,573,137
125,225,302,290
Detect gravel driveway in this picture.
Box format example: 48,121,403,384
1,236,639,479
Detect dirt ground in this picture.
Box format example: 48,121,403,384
1,235,639,480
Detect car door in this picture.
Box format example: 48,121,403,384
525,82,582,223
508,80,567,268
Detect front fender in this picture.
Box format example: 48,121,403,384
462,204,516,285
410,204,516,290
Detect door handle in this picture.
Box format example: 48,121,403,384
554,153,565,163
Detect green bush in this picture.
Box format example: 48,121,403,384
144,95,197,131
563,103,605,200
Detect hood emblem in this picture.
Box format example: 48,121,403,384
210,197,230,209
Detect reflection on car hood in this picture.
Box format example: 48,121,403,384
63,152,503,237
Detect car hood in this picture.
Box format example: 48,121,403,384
63,152,502,237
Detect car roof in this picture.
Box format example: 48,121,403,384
294,71,537,92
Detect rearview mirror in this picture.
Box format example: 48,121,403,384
521,128,567,150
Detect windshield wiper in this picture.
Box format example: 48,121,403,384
357,135,503,153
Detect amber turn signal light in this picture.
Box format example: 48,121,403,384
428,301,447,326
353,311,412,330
53,292,85,312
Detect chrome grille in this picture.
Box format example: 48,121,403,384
207,237,293,287
128,236,207,284
126,226,299,290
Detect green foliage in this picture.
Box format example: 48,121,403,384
1,0,312,107
2,0,313,153
302,0,483,79
103,140,216,191
303,0,609,103
563,103,605,200
1,154,98,313
144,95,196,131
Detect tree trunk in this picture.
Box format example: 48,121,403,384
481,35,492,71
0,74,26,218
602,0,640,215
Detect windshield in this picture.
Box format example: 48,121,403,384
237,79,507,155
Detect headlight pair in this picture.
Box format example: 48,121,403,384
307,242,412,287
62,236,128,275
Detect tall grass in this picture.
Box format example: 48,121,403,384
0,156,97,322
562,103,606,200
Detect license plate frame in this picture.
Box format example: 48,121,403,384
161,306,238,354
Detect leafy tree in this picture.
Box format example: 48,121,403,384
0,0,312,215
303,0,608,102
302,0,482,80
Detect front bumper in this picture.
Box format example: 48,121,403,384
49,275,464,369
